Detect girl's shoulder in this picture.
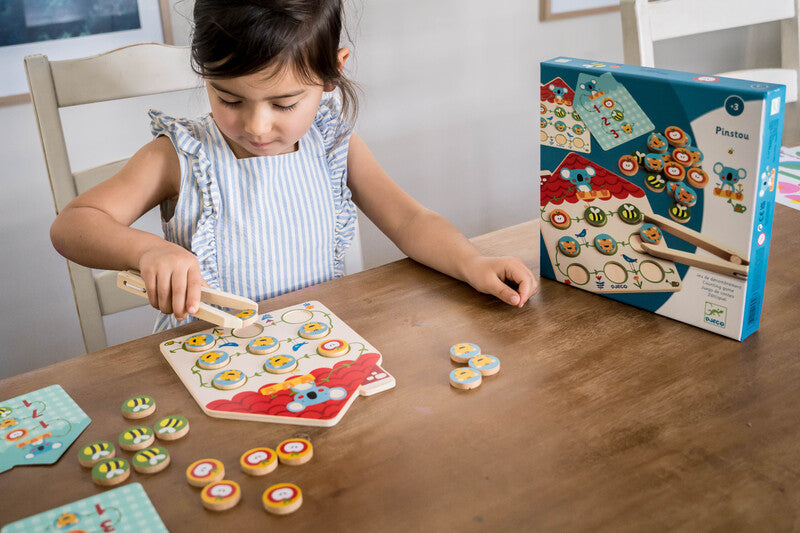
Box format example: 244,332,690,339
313,94,352,156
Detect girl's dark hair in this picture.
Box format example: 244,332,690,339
191,0,358,127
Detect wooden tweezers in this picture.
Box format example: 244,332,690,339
632,213,749,280
117,270,259,328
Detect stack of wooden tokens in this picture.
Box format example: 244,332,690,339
78,394,184,488
448,343,501,390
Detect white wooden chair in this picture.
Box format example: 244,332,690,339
25,43,202,353
621,0,800,142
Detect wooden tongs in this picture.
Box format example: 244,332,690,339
117,270,259,328
631,213,749,280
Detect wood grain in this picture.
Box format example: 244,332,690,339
2,208,799,531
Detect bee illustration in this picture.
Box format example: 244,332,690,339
123,427,152,444
136,447,167,466
97,460,127,478
83,442,113,461
126,396,152,413
157,417,186,434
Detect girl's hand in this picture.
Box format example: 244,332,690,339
137,243,205,320
462,256,538,307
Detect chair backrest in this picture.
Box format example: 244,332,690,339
621,0,800,140
25,43,202,353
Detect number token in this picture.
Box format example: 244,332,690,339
468,355,501,376
317,339,350,357
263,483,303,515
132,446,170,474
121,395,156,419
78,440,115,467
154,415,190,441
91,458,130,487
186,458,225,487
276,438,313,465
183,333,215,352
240,447,278,476
263,354,298,374
196,350,230,370
119,426,154,451
449,342,480,363
449,367,482,390
549,209,571,229
212,369,247,390
594,233,618,255
202,480,241,511
248,336,280,355
298,321,331,339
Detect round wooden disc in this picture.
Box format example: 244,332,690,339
132,446,171,474
201,480,241,511
118,426,155,451
186,458,225,487
77,440,115,468
121,395,156,419
154,415,190,441
240,447,278,476
263,483,303,515
276,438,313,465
91,458,130,486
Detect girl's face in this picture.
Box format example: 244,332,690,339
206,65,325,158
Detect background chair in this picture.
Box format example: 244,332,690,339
620,0,800,143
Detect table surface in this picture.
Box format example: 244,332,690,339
2,206,800,532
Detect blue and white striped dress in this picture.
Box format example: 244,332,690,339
149,95,357,332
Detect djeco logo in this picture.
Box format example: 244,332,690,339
704,302,727,328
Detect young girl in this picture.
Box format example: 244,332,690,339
50,0,537,331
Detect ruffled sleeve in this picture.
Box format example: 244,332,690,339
148,109,222,289
313,94,357,275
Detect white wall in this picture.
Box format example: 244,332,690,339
0,2,781,378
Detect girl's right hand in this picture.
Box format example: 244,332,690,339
137,243,205,321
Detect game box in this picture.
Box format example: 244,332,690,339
539,57,785,340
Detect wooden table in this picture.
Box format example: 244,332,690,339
2,206,800,531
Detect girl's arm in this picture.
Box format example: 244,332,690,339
346,133,537,307
50,136,203,319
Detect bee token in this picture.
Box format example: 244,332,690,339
212,369,247,390
247,336,280,355
121,395,156,419
645,173,666,193
263,354,298,374
240,447,278,476
617,203,642,224
449,342,480,363
119,425,154,451
316,339,349,357
449,367,482,390
263,483,303,515
77,440,115,467
196,350,230,370
669,202,691,223
549,208,571,229
154,415,190,440
91,457,130,487
201,480,241,511
276,438,313,465
132,446,171,474
594,233,618,255
186,458,225,487
183,333,216,352
468,355,501,376
298,321,330,339
584,206,607,227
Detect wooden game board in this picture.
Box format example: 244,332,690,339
541,153,682,293
160,301,395,427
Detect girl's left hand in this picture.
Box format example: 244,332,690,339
463,256,538,307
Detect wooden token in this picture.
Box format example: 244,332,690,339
594,233,618,255
263,483,303,515
212,369,247,390
240,447,278,476
673,182,697,206
557,236,581,258
664,125,688,147
119,426,154,451
686,167,709,189
234,308,258,327
316,339,350,357
154,415,190,440
263,354,298,374
639,223,663,245
132,445,171,474
201,480,241,511
663,161,686,181
449,342,480,363
186,458,225,487
248,336,280,355
449,367,482,390
91,458,130,487
584,206,607,227
618,154,638,176
183,333,215,352
77,440,115,467
121,395,156,419
642,153,664,173
298,321,330,339
276,438,313,465
644,173,666,193
549,208,571,229
672,147,693,167
646,131,668,153
686,146,704,167
468,355,501,376
196,350,230,370
617,203,642,224
669,202,691,223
